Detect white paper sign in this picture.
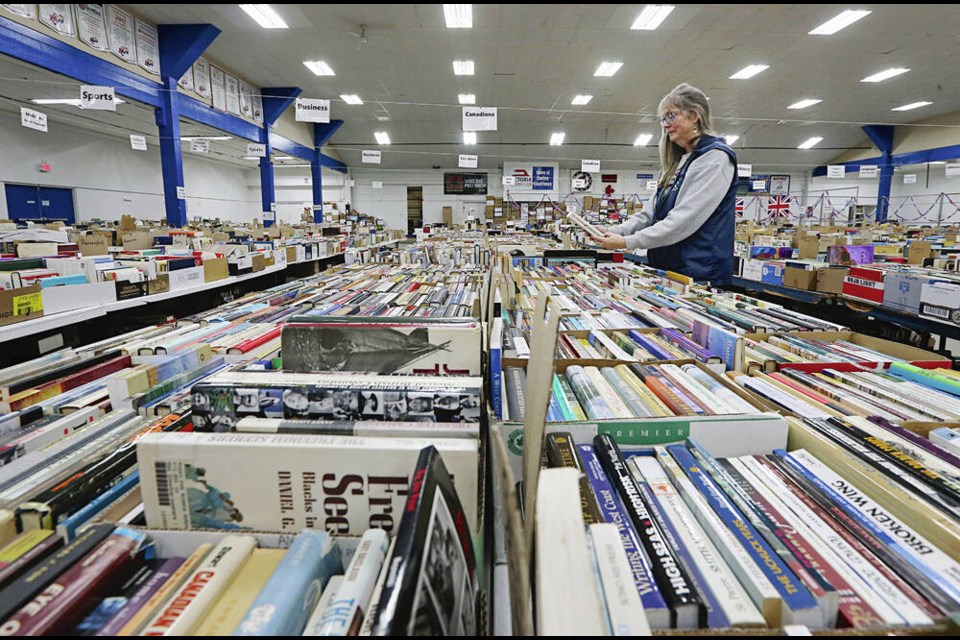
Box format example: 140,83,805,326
134,19,159,75
372,181,383,189
646,180,659,190
193,58,211,99
859,165,878,178
251,93,263,123
246,143,266,157
572,177,586,190
178,67,194,92
190,139,210,153
176,186,186,199
2,4,37,18
209,65,226,111
737,163,752,178
39,4,75,36
581,159,601,173
296,98,331,123
946,163,960,177
224,74,241,115
80,85,116,111
362,150,381,164
458,154,478,169
502,176,515,186
827,165,845,178
239,81,253,118
752,180,766,191
462,107,497,132
105,5,135,62
20,107,47,132
903,173,917,184
130,134,147,150
76,3,108,51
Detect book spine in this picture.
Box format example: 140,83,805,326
544,433,602,525
565,365,614,420
139,535,257,636
588,522,653,636
306,528,389,636
505,367,527,423
233,529,342,636
666,444,822,624
0,531,63,591
95,557,186,636
0,528,146,636
593,434,705,629
357,537,396,637
54,471,140,542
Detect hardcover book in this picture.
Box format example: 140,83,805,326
137,431,478,536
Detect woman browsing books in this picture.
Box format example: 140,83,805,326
592,83,737,286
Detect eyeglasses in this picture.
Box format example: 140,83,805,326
657,110,682,126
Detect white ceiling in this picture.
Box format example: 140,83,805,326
6,4,960,174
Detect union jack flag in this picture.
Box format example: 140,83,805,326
767,195,791,218
735,197,744,219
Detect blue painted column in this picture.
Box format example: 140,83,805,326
313,120,344,223
156,24,220,228
258,88,302,227
863,125,895,223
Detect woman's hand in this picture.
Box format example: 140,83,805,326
593,231,627,250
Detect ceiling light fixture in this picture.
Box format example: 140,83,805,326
891,101,932,111
594,62,623,77
631,5,675,30
453,60,474,75
340,94,363,105
374,131,391,145
787,98,822,109
729,64,769,80
797,136,823,149
238,5,288,29
862,67,909,83
458,93,476,105
571,94,593,105
633,133,653,146
31,98,126,106
550,132,565,146
303,60,335,76
443,4,472,28
809,9,871,35
723,135,739,145
181,136,233,141
463,131,477,145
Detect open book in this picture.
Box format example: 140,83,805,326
566,211,604,238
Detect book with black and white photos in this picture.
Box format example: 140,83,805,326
190,371,483,431
370,445,479,636
137,431,478,536
281,315,481,375
234,416,479,439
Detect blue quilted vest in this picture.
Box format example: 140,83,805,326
646,135,737,285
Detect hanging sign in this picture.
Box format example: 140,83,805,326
190,139,210,153
80,85,116,111
827,165,845,178
945,163,960,177
295,98,330,123
581,159,600,173
462,107,497,131
903,174,917,184
458,154,478,169
362,150,381,164
246,143,267,157
21,107,47,132
130,134,147,151
859,165,879,178
737,163,752,178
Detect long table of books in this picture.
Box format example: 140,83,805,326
1,233,959,635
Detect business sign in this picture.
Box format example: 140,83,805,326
462,107,497,131
362,150,381,164
295,98,330,123
532,166,554,190
444,172,487,195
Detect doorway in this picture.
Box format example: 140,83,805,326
4,184,76,224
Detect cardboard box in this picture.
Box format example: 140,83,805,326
442,206,453,226
919,281,960,325
783,266,818,290
228,255,254,276
816,266,849,294
119,214,137,232
907,241,933,265
251,253,266,272
121,231,155,250
203,257,229,283
0,285,43,326
760,262,785,286
796,235,820,260
147,274,170,295
286,246,299,263
842,266,885,304
78,235,110,256
882,271,933,315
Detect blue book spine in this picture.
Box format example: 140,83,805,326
668,444,820,615
577,443,671,629
628,452,729,629
39,274,88,288
234,529,343,636
490,341,503,420
628,330,672,361
551,375,574,422
55,471,140,542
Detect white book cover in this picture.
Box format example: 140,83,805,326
139,534,257,636
588,522,653,636
304,575,345,636
137,432,478,536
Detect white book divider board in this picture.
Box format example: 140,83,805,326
521,293,561,557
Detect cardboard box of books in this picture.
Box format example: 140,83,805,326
0,284,43,326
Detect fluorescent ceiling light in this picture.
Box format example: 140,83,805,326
550,132,565,146
787,98,822,110
463,131,477,145
303,60,335,76
339,94,363,105
443,4,472,28
862,67,909,83
729,64,769,80
891,101,932,111
571,94,593,105
631,5,675,30
797,136,823,149
809,9,871,35
375,114,391,121
723,134,739,145
32,98,125,106
930,161,947,165
181,136,233,141
594,62,623,77
374,131,391,145
238,5,288,29
453,60,474,75
633,133,653,146
273,164,310,168
458,93,476,105
241,156,263,160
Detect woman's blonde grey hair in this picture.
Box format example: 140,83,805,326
657,83,717,189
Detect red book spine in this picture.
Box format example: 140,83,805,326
230,326,282,354
0,529,145,636
58,355,134,394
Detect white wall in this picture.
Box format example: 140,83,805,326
266,167,352,225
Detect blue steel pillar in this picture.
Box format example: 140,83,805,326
259,88,301,227
312,120,344,223
863,125,895,223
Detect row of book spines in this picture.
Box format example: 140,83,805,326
550,434,953,631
